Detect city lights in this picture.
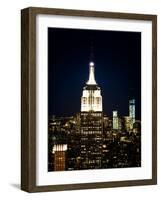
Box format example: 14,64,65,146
48,61,141,172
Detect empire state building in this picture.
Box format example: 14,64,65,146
80,61,103,169
81,61,102,112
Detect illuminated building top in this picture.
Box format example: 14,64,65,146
81,61,102,112
86,62,97,85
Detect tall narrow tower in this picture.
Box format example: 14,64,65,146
129,99,135,129
80,61,103,169
113,111,119,130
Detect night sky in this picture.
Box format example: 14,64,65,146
48,28,141,120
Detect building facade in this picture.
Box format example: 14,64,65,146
80,62,103,169
52,144,67,171
113,111,119,130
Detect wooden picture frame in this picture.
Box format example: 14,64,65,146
21,7,157,192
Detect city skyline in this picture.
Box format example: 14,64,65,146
48,53,141,171
48,28,141,171
48,28,141,119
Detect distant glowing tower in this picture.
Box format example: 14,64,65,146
113,111,119,130
129,99,135,129
124,116,131,132
80,60,103,169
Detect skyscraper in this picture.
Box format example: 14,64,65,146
113,111,119,130
80,61,103,169
52,144,67,171
124,116,131,132
129,99,135,129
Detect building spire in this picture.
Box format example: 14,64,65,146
86,62,97,85
90,40,94,62
86,40,97,85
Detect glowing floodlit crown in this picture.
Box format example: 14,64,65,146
86,62,97,85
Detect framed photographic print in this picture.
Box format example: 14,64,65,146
21,7,157,192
